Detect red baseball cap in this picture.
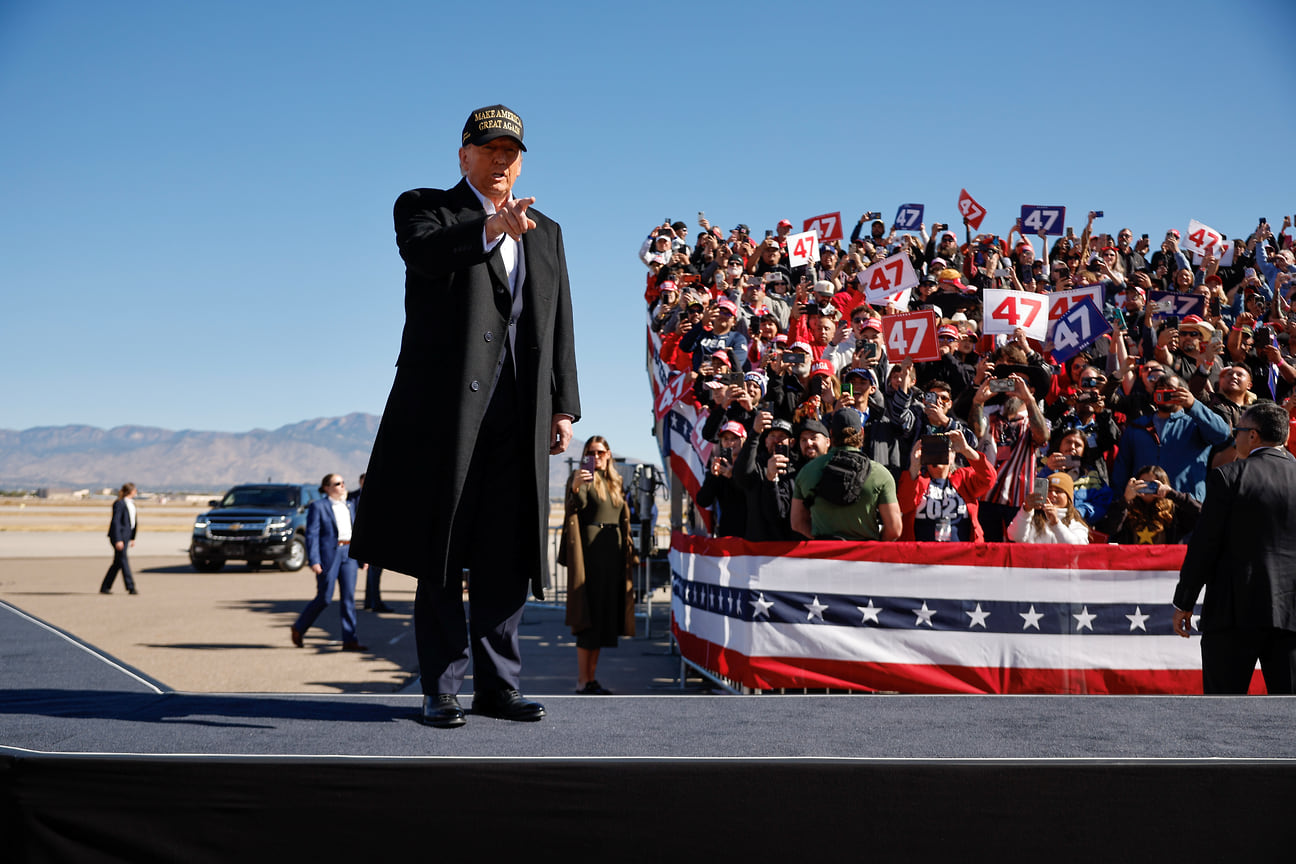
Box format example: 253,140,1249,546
719,421,748,440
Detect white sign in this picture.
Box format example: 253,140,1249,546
859,251,919,304
785,230,820,267
983,288,1049,340
1193,244,1236,267
1047,285,1105,322
1181,219,1224,258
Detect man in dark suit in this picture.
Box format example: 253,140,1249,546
100,482,138,594
1173,401,1296,693
291,474,366,651
350,104,580,728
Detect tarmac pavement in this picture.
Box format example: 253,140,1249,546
0,552,688,697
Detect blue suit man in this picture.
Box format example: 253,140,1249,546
290,474,365,650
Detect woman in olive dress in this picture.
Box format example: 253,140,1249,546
562,435,635,694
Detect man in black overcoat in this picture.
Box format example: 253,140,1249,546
350,105,580,727
1173,401,1296,693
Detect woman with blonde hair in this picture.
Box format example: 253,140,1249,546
1007,472,1090,545
561,436,635,694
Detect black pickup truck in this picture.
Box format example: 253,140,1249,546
188,483,322,572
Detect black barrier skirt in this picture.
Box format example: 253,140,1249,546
2,754,1292,862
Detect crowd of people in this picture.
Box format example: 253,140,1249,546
644,210,1296,545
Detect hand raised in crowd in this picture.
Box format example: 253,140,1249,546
832,318,852,345
732,385,756,412
1021,487,1056,523
1165,378,1196,410
710,452,733,479
948,433,978,465
1009,326,1031,351
751,409,773,434
1124,476,1168,503
908,437,926,479
765,452,789,482
1045,451,1077,472
572,467,593,492
922,392,951,427
1040,500,1060,525
1010,372,1034,402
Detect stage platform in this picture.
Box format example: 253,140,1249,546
3,600,1293,861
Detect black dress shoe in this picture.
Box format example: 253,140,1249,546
577,680,613,695
290,626,303,648
472,688,545,722
341,641,369,652
421,694,466,728
371,602,393,613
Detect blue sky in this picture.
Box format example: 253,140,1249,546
2,0,1293,463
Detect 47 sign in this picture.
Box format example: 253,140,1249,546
803,212,843,243
1182,219,1224,257
860,251,919,304
983,288,1048,340
893,203,924,232
785,230,820,266
1049,298,1111,364
1020,205,1066,236
882,310,939,363
958,189,986,230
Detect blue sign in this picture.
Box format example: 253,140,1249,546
893,203,924,232
1049,298,1111,363
1020,205,1067,237
1147,290,1206,322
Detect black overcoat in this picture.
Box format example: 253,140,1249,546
1174,446,1296,633
351,179,580,596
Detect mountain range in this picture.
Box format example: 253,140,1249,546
0,414,646,497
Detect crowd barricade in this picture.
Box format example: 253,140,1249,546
669,534,1266,694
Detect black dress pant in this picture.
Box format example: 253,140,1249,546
101,543,135,593
1201,627,1296,694
415,351,535,696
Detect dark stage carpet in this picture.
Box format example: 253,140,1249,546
3,600,1294,862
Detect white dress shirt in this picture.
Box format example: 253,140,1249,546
330,497,352,542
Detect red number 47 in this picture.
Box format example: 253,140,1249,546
868,259,905,293
993,295,1043,328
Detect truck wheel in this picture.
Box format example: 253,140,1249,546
279,535,307,571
